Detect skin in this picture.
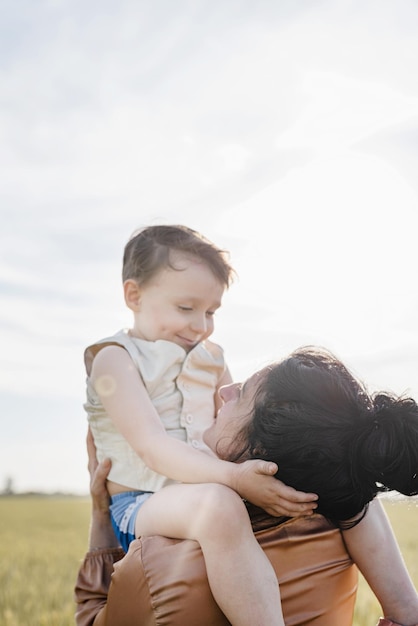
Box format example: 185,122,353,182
91,256,317,515
86,430,120,552
86,242,417,624
203,369,266,457
204,370,418,626
87,382,418,626
89,255,317,626
123,251,223,352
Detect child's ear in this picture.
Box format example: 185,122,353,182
123,280,141,311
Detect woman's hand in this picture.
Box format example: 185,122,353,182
232,459,318,518
87,428,112,515
86,429,121,550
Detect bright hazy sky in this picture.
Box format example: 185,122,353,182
1,0,418,493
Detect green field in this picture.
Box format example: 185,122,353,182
0,496,417,625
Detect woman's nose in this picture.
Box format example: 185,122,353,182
219,383,238,403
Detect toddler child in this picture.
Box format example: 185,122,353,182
84,224,318,626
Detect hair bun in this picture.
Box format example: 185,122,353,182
367,393,418,496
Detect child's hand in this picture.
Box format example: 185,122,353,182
233,459,318,518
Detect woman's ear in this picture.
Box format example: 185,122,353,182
252,444,267,457
123,279,141,311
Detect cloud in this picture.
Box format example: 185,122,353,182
1,0,418,492
276,72,418,154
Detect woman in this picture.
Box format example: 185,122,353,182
75,347,418,626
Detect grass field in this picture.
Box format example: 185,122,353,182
0,496,417,625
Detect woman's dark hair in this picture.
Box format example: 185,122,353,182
230,347,418,528
122,224,235,288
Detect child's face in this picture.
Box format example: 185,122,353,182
127,252,225,352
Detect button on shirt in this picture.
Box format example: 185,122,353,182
84,330,226,492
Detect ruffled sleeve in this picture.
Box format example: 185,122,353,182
74,548,125,626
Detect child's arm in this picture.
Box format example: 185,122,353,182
91,345,318,517
342,498,418,625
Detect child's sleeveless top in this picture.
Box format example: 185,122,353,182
84,329,227,492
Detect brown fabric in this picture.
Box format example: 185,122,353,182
376,621,417,626
75,515,358,626
75,548,125,626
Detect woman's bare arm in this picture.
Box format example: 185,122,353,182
343,499,418,626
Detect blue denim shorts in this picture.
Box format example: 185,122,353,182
110,490,154,552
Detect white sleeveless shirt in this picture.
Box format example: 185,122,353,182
84,330,227,492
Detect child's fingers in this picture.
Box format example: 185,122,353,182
253,460,278,475
254,459,319,503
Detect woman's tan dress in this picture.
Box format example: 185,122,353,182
75,513,358,626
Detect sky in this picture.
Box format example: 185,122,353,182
1,0,418,494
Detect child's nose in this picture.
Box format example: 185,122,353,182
190,313,207,333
